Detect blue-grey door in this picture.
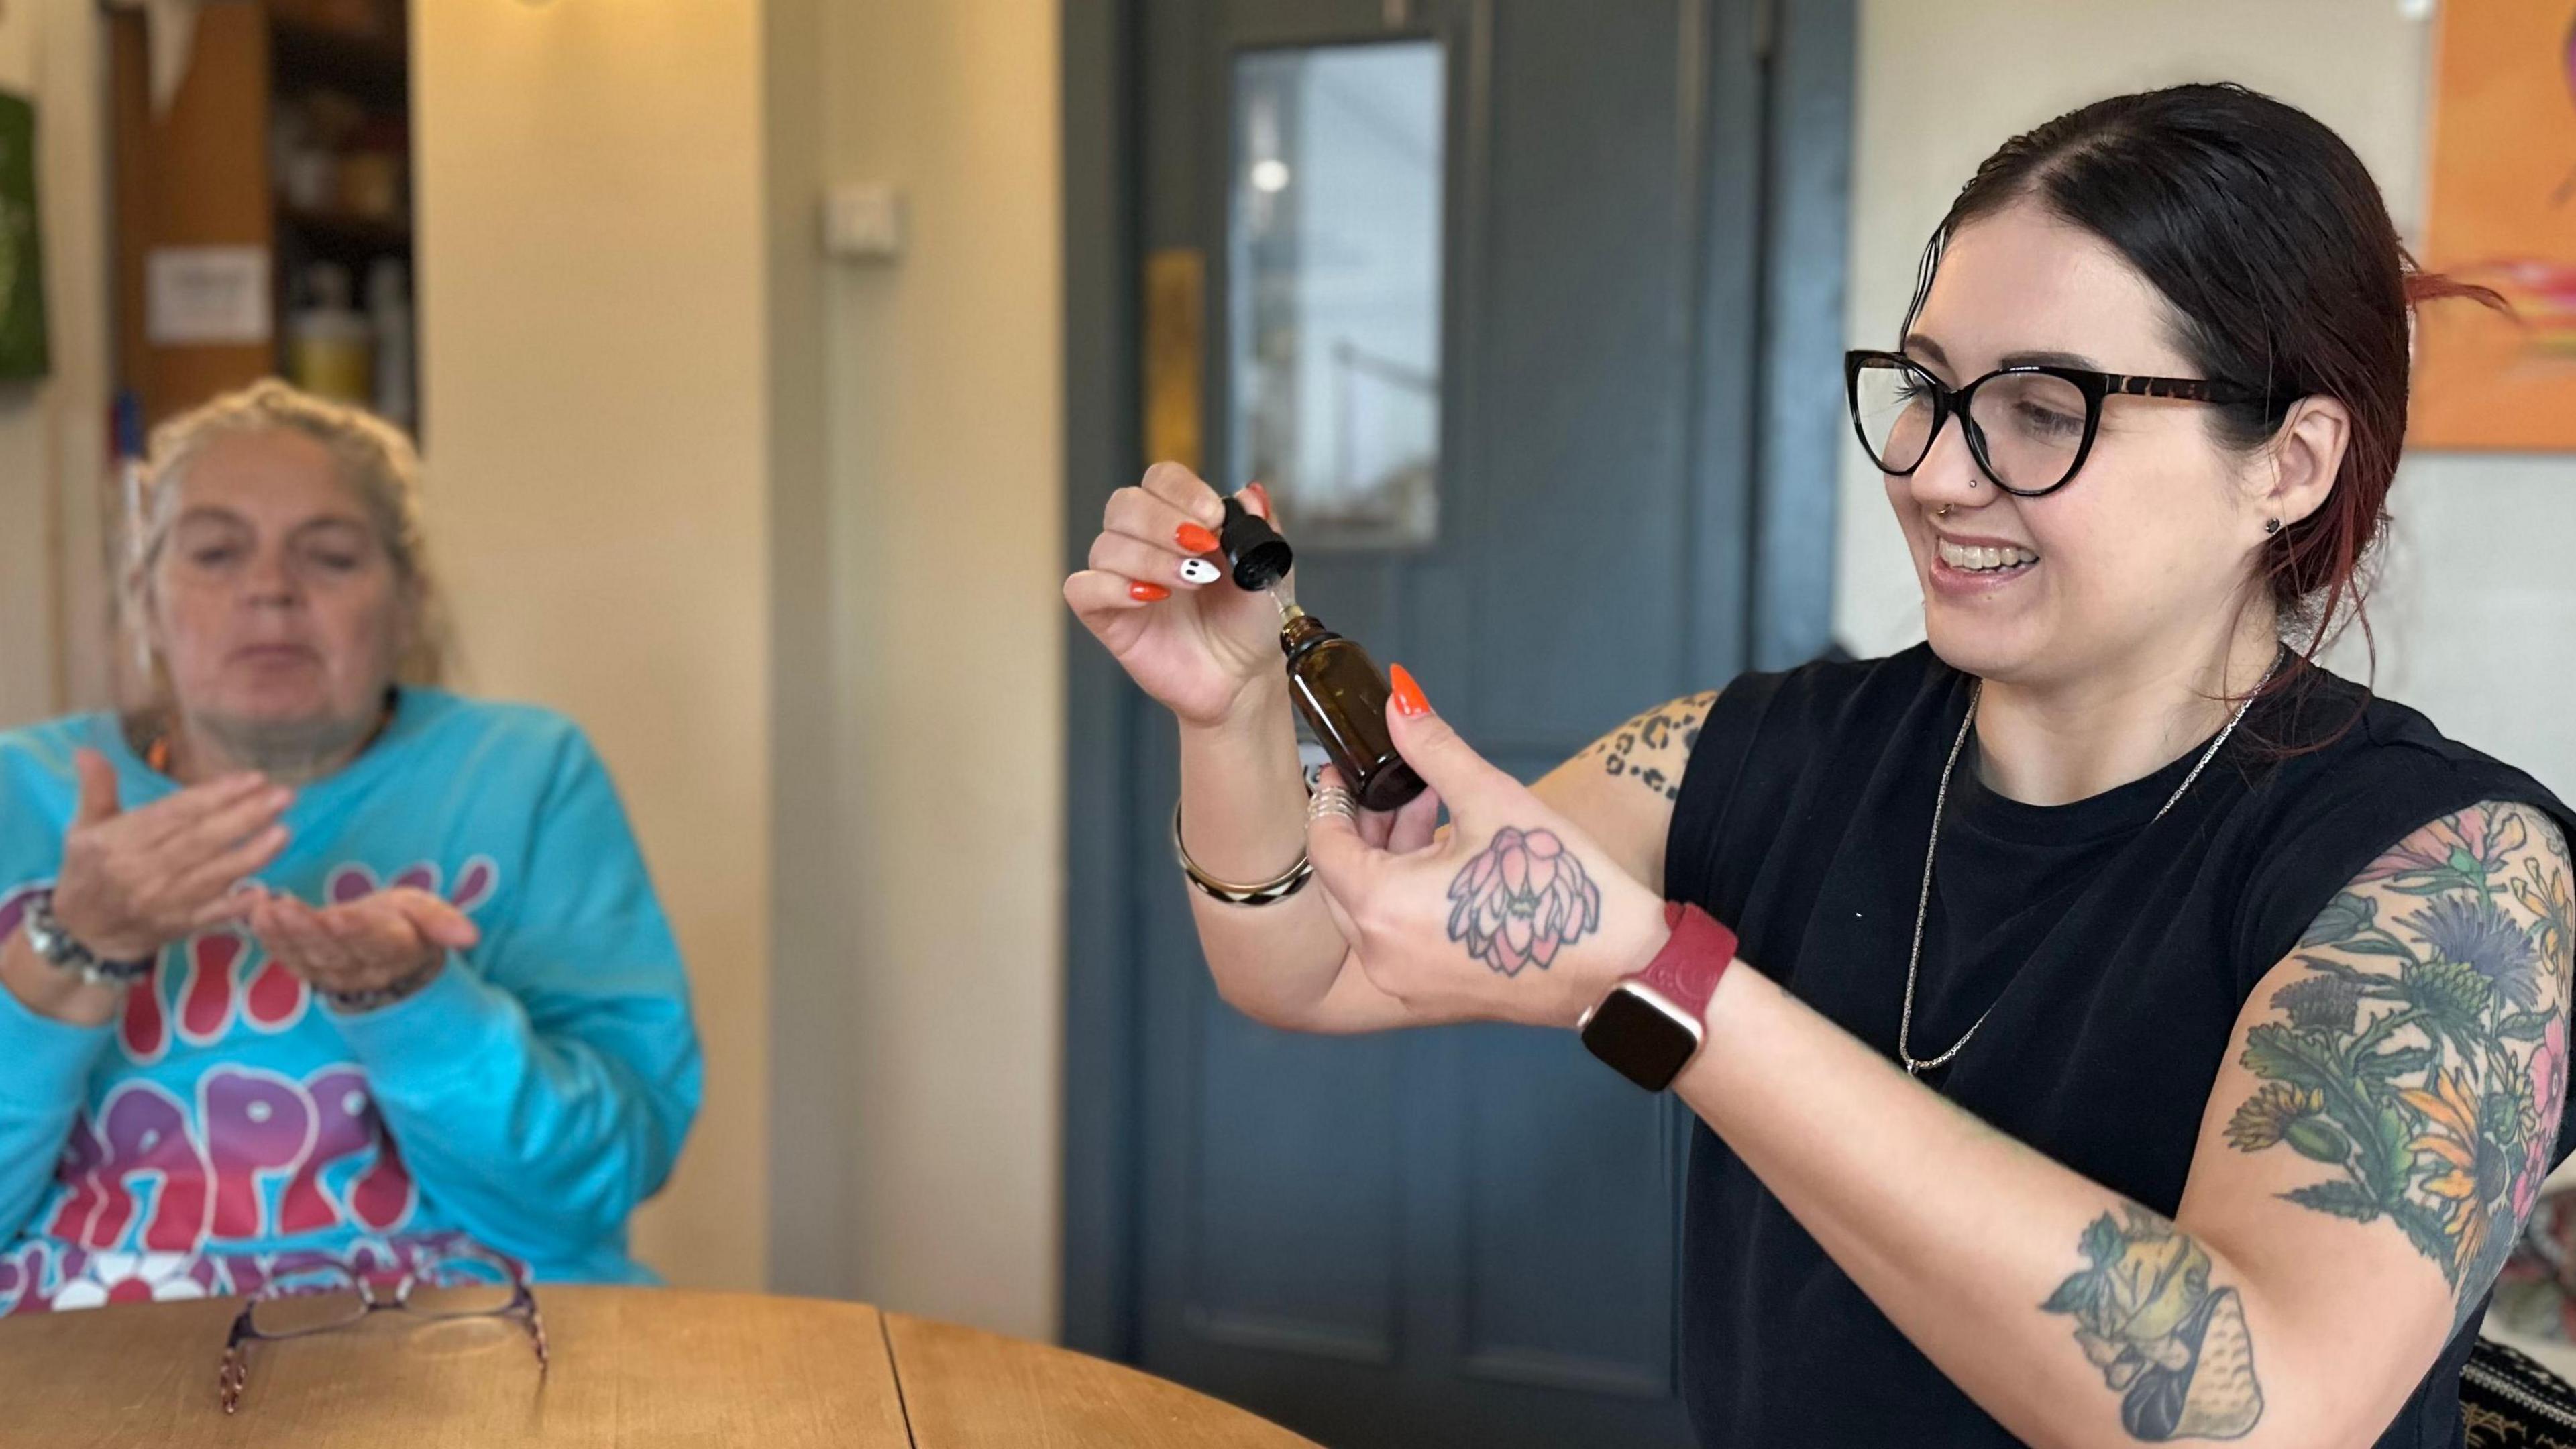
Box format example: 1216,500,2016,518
1063,1,1851,1444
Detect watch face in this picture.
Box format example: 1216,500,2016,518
1580,987,1701,1092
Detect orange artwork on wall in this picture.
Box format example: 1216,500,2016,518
2412,0,2576,451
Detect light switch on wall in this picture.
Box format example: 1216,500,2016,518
823,183,906,263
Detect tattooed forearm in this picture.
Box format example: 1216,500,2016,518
2225,802,2573,1322
1582,691,1717,802
2043,1206,2264,1440
1446,827,1601,976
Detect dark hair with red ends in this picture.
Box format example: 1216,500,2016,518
1902,83,2506,749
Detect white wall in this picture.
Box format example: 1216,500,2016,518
0,0,111,727
413,0,772,1291
409,0,1069,1330
1839,0,2576,799
764,0,1066,1340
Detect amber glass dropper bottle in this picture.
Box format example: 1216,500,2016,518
1277,601,1426,811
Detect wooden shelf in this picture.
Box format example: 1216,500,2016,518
269,17,407,105
279,205,411,255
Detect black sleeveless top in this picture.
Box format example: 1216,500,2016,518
1664,645,2576,1448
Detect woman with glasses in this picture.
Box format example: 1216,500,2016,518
1068,84,2575,1446
0,381,700,1316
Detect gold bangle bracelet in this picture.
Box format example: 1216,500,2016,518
1172,801,1313,905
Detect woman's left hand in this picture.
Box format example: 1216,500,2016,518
245,887,480,1004
1307,666,1672,1029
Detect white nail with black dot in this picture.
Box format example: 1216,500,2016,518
1178,557,1220,586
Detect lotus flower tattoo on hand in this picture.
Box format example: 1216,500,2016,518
1446,826,1603,976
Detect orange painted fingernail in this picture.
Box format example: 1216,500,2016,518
1389,663,1430,717
1176,522,1221,555
1129,581,1171,602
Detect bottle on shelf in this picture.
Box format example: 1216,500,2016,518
288,262,372,407
365,257,413,431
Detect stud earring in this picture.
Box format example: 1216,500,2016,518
2264,519,2283,536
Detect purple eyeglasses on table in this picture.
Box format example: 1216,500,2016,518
217,1235,547,1414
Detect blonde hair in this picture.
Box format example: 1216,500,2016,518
124,380,453,692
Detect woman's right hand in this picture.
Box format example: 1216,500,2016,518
1064,463,1291,728
49,750,292,963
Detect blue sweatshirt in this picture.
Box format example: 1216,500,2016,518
0,690,700,1311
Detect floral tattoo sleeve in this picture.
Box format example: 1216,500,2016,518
1580,691,1718,802
2224,802,2575,1318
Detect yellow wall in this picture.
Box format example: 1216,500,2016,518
762,0,1066,1339
1837,0,2576,800
413,0,1063,1324
413,0,771,1290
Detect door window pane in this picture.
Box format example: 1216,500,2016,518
1229,42,1445,549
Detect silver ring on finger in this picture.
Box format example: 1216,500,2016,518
1307,786,1356,824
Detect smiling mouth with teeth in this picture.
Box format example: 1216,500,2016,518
1935,538,2041,574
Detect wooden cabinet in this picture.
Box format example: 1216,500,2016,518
110,0,413,431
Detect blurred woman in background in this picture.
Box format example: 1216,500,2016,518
0,380,699,1311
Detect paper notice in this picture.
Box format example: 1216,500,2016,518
147,246,271,346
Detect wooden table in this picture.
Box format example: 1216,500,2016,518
0,1286,1320,1448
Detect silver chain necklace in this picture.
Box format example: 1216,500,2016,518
1898,656,2284,1078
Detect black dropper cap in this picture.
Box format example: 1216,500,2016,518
1219,495,1295,591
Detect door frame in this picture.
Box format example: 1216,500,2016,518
1059,0,1858,1359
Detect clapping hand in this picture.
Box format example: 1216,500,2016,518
245,887,478,1010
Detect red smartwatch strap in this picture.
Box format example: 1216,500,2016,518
1630,901,1738,1024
